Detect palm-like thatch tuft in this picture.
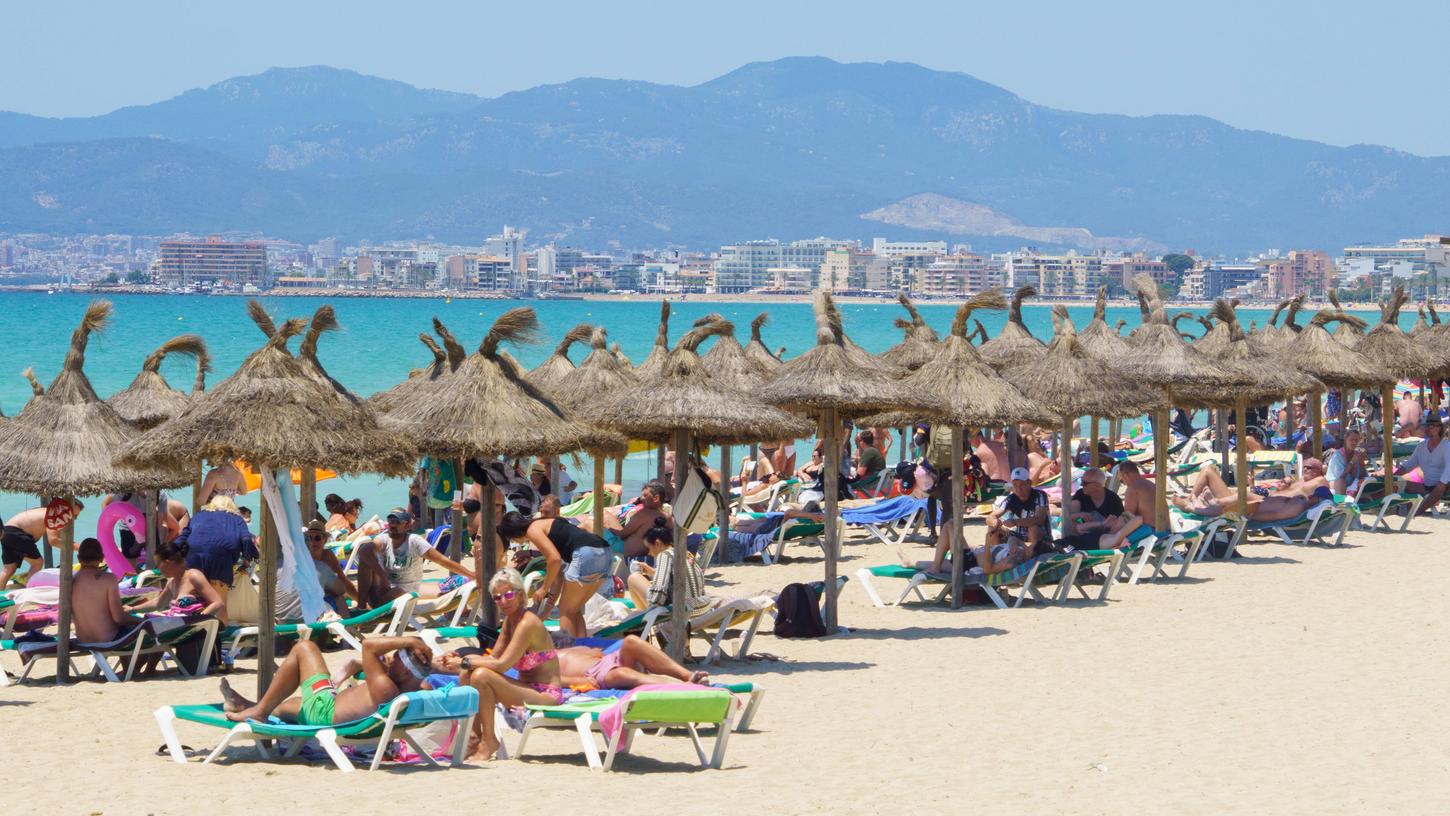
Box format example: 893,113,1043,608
1113,274,1246,393
979,285,1046,369
743,312,782,372
121,300,416,476
1354,287,1440,380
757,291,944,419
560,327,638,413
859,289,1050,428
583,320,810,444
611,341,632,368
633,301,672,380
701,314,775,390
878,293,941,371
380,307,624,459
528,322,595,398
1078,286,1133,360
1175,299,1325,408
967,319,988,345
1279,308,1393,389
107,334,210,429
368,332,447,414
1003,306,1165,420
23,367,43,397
1325,289,1363,348
0,301,192,495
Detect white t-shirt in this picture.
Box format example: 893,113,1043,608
1404,438,1450,485
377,533,432,592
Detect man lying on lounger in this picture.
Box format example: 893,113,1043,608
220,636,432,726
1170,459,1332,521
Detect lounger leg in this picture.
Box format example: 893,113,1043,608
370,715,399,771
577,713,602,770
1128,539,1156,585
711,705,736,769
733,614,763,660
402,732,441,768
451,714,475,766
326,623,362,653
154,707,188,764
204,724,251,765
856,568,886,608
898,573,930,606
316,729,354,772
1099,553,1125,602
982,585,1009,609
93,650,121,683
685,723,709,766
736,688,764,731
512,714,536,760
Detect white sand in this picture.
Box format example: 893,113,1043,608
7,518,1450,816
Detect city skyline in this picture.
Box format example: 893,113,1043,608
4,1,1450,156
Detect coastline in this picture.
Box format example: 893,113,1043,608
0,283,1387,312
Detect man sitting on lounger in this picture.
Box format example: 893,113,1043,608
1057,467,1142,551
1392,413,1450,515
355,509,475,609
909,467,1042,576
220,636,432,726
1171,460,1332,521
72,536,143,643
588,479,673,558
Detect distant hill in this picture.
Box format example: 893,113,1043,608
1,57,1446,252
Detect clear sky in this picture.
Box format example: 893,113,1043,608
5,0,1449,155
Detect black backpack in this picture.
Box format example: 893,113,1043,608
773,582,827,638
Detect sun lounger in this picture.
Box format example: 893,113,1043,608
223,594,416,660
639,596,775,664
735,478,799,512
1223,501,1355,553
560,489,620,518
856,553,1083,609
155,685,479,772
842,496,933,547
12,616,219,683
1348,478,1423,532
511,688,736,771
408,581,477,630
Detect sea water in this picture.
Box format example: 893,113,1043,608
0,291,1326,542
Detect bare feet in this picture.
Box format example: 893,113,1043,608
465,738,499,763
219,678,253,713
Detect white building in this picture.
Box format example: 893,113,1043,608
872,238,948,258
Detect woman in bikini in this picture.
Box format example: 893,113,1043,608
456,568,568,762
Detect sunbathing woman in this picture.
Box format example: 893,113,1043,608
456,568,568,761
554,634,708,688
127,540,225,619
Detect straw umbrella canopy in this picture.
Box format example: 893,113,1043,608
367,332,448,414
743,313,782,374
858,290,1053,607
584,319,810,657
878,293,941,371
757,291,945,631
1111,275,1250,530
1077,287,1136,463
380,307,627,627
1280,307,1393,458
107,335,210,430
0,301,192,682
699,313,783,539
1351,287,1438,480
633,301,673,381
1325,290,1364,349
980,286,1046,369
554,327,639,533
527,322,595,399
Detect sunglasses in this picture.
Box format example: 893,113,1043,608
305,533,325,542
492,590,517,602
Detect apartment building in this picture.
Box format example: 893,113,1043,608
157,237,268,289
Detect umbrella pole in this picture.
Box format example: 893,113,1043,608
1382,384,1396,497
901,427,910,461
950,429,967,609
1311,389,1324,459
300,470,316,528
657,443,666,481
41,495,53,569
1216,410,1230,478
1235,396,1250,514
449,458,466,561
56,506,74,684
257,493,278,693
478,475,498,629
1089,416,1100,468
1061,416,1075,538
145,491,159,568
821,409,841,632
668,429,691,661
1154,407,1170,532
591,455,606,543
613,456,623,493
191,461,203,515
740,444,755,512
717,444,730,568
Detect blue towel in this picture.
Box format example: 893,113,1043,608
397,687,480,724
842,496,929,525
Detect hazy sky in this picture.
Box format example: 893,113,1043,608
6,1,1449,155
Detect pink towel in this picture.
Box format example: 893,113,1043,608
597,682,708,750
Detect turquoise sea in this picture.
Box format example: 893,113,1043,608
0,292,1372,541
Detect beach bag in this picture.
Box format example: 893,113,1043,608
773,582,826,639
226,568,261,624
674,465,723,535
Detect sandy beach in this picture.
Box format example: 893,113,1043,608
7,514,1449,816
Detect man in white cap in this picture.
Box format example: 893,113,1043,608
984,467,1050,555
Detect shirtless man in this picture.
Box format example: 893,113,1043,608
197,461,248,507
1172,460,1331,520
1117,460,1157,527
220,636,431,726
72,537,142,643
972,430,1010,482
1396,395,1424,439
594,479,673,558
1,500,81,588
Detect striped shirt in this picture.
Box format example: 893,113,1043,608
647,549,710,612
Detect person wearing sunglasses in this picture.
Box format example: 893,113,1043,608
451,568,566,762
496,509,611,638
355,508,475,610
302,520,358,611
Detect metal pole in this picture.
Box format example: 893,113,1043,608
56,507,74,683
821,409,841,632
257,493,277,693
668,429,691,660
949,427,968,608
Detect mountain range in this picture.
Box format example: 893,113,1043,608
2,58,1446,253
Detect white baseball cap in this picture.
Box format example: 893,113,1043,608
1010,467,1031,482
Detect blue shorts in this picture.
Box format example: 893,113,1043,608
565,545,611,584
601,528,628,554
1127,525,1162,544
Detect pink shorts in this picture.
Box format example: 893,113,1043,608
585,651,635,689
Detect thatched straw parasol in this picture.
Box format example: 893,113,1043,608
979,286,1046,369
0,301,192,682
878,293,941,371
1353,287,1438,480
1325,290,1364,349
528,322,595,399
859,290,1051,607
584,320,810,656
1113,274,1248,529
381,307,626,628
1077,287,1136,460
554,327,640,532
367,332,447,414
744,312,782,373
758,291,944,630
1280,307,1392,457
633,302,672,381
107,334,210,430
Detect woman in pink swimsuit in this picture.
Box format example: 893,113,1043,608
455,567,566,762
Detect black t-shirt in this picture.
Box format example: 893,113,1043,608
546,517,607,561
1070,488,1124,518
